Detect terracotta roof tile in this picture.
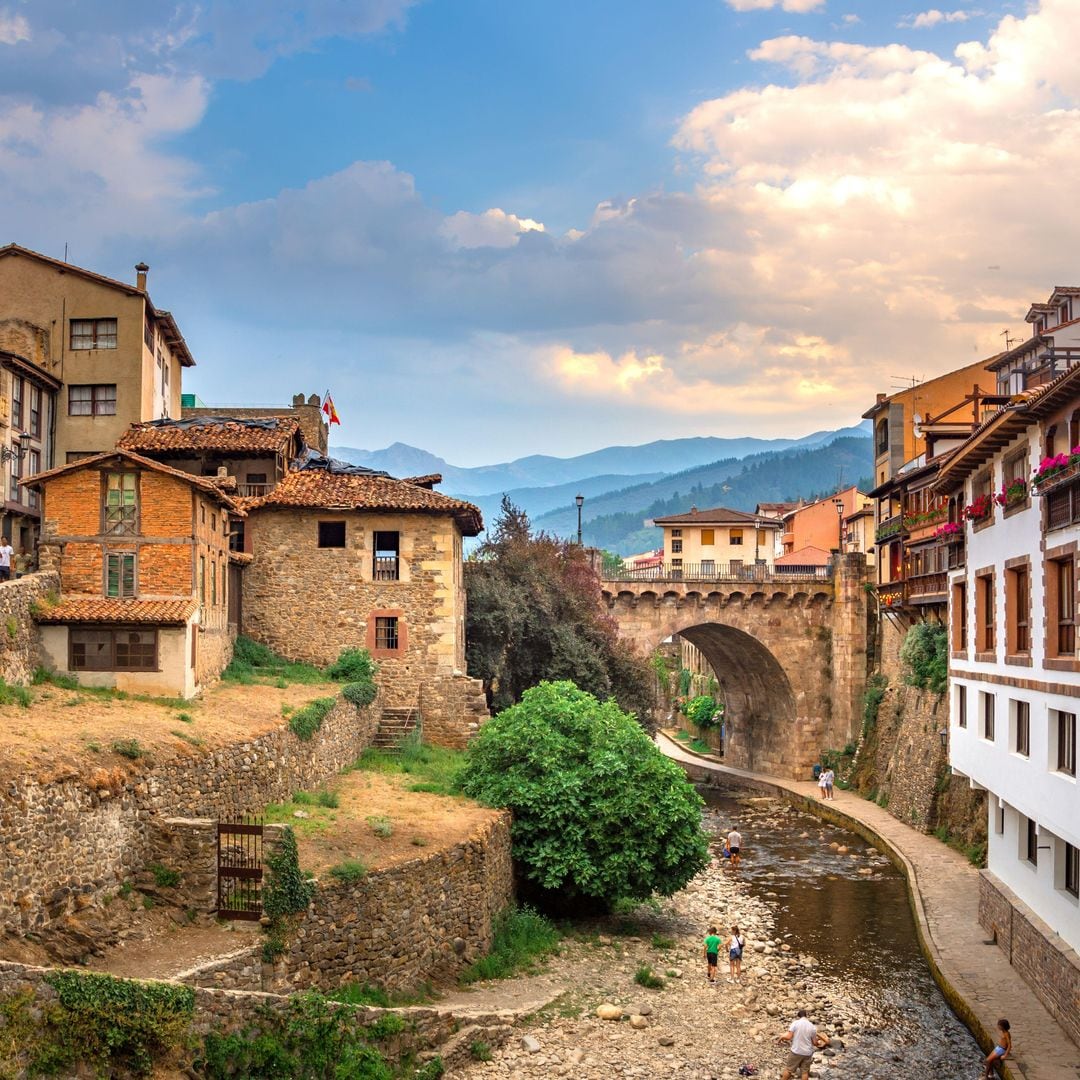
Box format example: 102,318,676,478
242,466,483,535
118,417,301,455
34,597,198,625
652,505,779,526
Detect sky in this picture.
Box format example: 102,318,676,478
0,0,1073,465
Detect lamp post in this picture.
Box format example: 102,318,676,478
832,496,845,554
575,493,584,546
0,432,32,465
938,727,948,750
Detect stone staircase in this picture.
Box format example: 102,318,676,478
372,707,419,752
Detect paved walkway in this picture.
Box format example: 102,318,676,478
658,732,1080,1080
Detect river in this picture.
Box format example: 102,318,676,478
702,784,983,1078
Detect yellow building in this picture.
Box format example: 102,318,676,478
651,506,781,576
0,244,194,545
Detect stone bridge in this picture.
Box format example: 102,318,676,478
601,554,871,778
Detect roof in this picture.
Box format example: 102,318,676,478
0,349,63,392
34,597,198,625
0,243,195,367
652,505,781,526
242,455,483,535
934,363,1080,491
401,474,443,489
861,355,1003,419
776,545,832,566
755,501,800,518
118,416,302,456
23,449,243,512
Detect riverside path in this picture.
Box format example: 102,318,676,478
658,731,1080,1080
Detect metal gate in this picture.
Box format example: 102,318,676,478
217,817,263,919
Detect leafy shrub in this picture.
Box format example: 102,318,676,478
0,678,31,707
685,695,718,729
634,964,664,989
148,863,181,888
111,738,143,760
862,673,888,736
900,621,948,695
224,636,325,686
263,827,314,919
288,697,335,741
651,933,675,950
471,1040,493,1061
39,970,194,1076
367,815,393,838
342,679,378,707
328,859,368,883
459,681,709,909
677,667,693,696
316,789,339,809
327,647,378,683
461,905,561,983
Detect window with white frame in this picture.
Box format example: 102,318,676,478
70,318,117,350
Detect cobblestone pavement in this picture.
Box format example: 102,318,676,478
659,734,1080,1080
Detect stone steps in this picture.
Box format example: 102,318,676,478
373,707,419,751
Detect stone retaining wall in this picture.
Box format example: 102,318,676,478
0,695,379,937
0,570,58,684
268,812,513,994
979,871,1080,1048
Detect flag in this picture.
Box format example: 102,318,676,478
322,393,341,425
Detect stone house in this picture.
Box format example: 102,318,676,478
25,449,239,698
0,243,197,547
238,454,488,746
181,392,330,456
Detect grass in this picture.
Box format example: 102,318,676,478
352,737,465,796
147,863,182,888
288,696,335,741
327,859,368,883
633,964,665,990
674,730,690,742
31,669,190,709
651,933,675,950
171,730,203,747
328,982,436,1008
470,1041,492,1062
933,824,987,867
292,788,339,808
111,738,143,760
0,679,31,708
222,636,325,686
264,794,336,836
367,814,393,838
688,737,712,754
460,906,561,984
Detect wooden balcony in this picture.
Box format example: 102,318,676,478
603,561,832,583
237,482,271,497
907,571,948,604
875,514,903,544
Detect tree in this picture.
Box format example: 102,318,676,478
459,681,710,911
466,497,654,721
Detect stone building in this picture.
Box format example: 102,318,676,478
181,392,330,456
239,454,488,746
0,244,197,546
936,357,1080,1045
25,449,239,697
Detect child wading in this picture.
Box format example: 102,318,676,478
727,924,744,981
983,1019,1011,1078
703,925,722,983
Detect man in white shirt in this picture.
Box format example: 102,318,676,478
727,827,742,872
0,537,13,583
778,1008,826,1080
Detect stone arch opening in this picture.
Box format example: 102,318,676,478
674,622,798,774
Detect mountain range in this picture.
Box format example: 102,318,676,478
330,423,873,554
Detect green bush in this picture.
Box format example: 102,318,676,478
685,695,718,729
677,668,693,696
0,678,31,707
633,964,664,989
459,681,709,909
862,673,888,736
111,738,143,760
263,827,314,919
148,863,181,888
288,697,335,741
342,680,378,707
326,647,378,683
328,859,368,883
460,905,561,983
900,621,948,695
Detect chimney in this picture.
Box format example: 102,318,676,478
217,466,228,478
135,262,149,292
690,505,698,513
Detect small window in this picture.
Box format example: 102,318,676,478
69,384,117,416
211,512,217,533
106,552,136,598
1066,842,1079,899
71,627,156,671
996,804,1005,835
700,529,715,546
952,582,967,651
210,559,217,605
29,385,41,438
671,538,683,554
70,318,117,350
375,616,399,651
10,375,23,429
1014,700,1030,757
1056,559,1076,655
103,472,138,534
1057,710,1077,776
670,529,682,538
977,574,995,652
318,521,346,548
982,692,995,742
730,529,743,545
373,531,400,580
1008,566,1030,654
957,684,967,729
199,555,205,603
1026,817,1038,866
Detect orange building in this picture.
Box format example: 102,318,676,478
26,449,240,697
781,486,872,561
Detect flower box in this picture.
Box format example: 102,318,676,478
994,479,1028,509
963,494,993,523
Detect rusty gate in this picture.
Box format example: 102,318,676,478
216,817,263,919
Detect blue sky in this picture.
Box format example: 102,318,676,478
0,1,1068,464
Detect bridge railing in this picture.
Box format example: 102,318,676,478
602,561,833,584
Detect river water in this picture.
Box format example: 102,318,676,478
701,784,983,1078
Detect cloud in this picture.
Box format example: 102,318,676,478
0,9,29,44
725,0,825,12
901,9,974,29
344,75,374,93
440,208,546,250
841,14,861,25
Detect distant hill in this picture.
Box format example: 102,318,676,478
330,424,869,497
532,436,874,554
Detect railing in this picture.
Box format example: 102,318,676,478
875,514,903,543
907,571,948,602
237,482,271,497
1046,482,1080,532
603,561,832,583
373,556,400,581
875,581,907,608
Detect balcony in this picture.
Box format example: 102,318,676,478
907,571,948,604
237,482,271,498
373,556,400,581
875,581,906,609
875,514,903,544
602,561,832,583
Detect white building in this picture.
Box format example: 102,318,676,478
937,306,1080,1036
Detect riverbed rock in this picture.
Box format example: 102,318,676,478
630,1015,649,1030
520,1036,541,1054
596,1003,622,1021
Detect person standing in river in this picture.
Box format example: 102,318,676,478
727,826,742,872
727,924,744,982
703,925,721,983
777,1008,827,1080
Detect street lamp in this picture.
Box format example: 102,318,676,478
832,496,845,553
575,493,584,546
938,728,948,750
0,432,32,464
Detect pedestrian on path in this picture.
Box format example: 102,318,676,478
703,925,721,983
823,768,835,800
818,770,828,799
777,1009,827,1080
727,827,742,872
727,924,744,982
983,1018,1012,1078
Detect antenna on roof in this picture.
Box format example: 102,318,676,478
63,243,68,263
888,375,922,391
1000,328,1016,350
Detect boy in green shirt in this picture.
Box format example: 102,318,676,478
703,926,722,983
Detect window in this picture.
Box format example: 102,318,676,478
1066,843,1079,899
1006,565,1030,654
1057,710,1077,776
1014,701,1030,756
103,472,137,534
29,385,41,438
730,529,744,546
700,529,715,546
976,573,995,653
670,529,682,538
27,449,40,509
375,616,399,651
1046,424,1058,459
199,555,205,603
161,359,169,402
982,692,995,741
957,684,967,728
318,521,346,548
1071,411,1080,454
1026,817,1039,866
1054,558,1076,656
373,531,400,580
671,538,683,554
70,318,117,350
876,419,889,456
757,528,768,549
9,441,21,490
996,804,1005,835
69,384,117,416
952,582,967,651
106,552,136,598
211,513,217,533
244,472,268,496
70,627,156,671
10,375,23,429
